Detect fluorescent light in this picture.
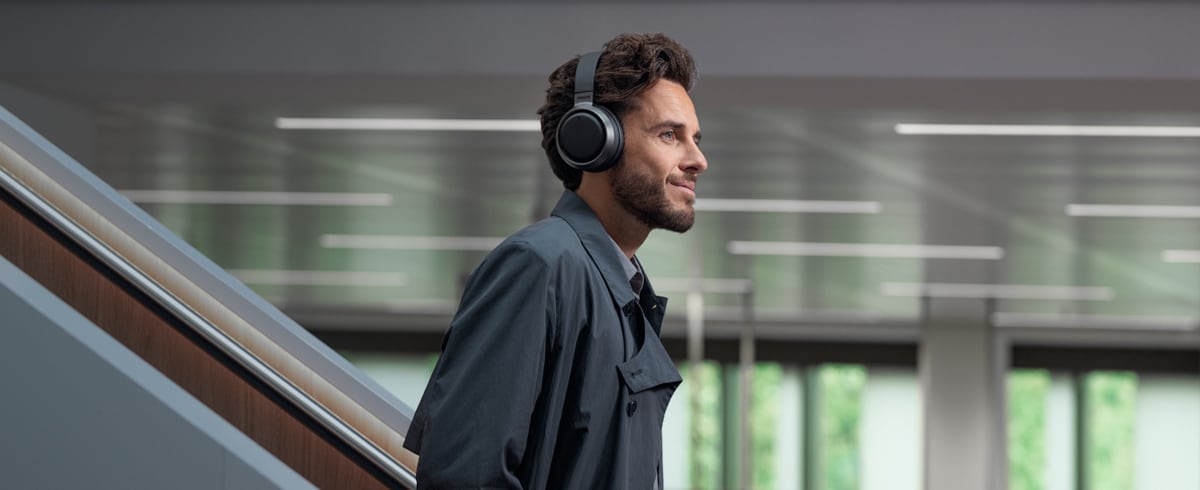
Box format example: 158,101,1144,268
882,282,1112,301
652,277,753,294
1163,249,1200,263
378,298,460,312
695,199,880,214
727,241,1004,260
275,117,541,132
1067,204,1200,218
119,190,392,206
993,312,1196,330
896,123,1200,137
228,269,407,287
320,234,504,251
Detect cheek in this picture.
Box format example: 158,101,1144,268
642,149,675,178
658,158,679,180
625,141,674,180
649,159,674,182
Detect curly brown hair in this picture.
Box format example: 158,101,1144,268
537,33,697,190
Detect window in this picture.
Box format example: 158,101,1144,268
1008,369,1200,490
663,362,920,490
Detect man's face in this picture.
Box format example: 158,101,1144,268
610,79,708,233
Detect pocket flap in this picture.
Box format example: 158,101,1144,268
616,335,682,393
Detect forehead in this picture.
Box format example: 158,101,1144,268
625,80,699,125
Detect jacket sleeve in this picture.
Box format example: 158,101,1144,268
406,240,555,489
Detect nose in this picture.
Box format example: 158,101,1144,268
682,141,707,175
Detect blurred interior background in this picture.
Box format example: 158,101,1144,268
3,1,1200,489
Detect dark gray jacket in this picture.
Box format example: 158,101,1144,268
404,190,681,489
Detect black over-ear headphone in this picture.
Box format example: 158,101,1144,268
556,50,623,172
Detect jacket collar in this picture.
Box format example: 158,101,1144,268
551,191,669,333
551,190,639,308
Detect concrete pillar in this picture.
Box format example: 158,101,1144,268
921,297,1008,490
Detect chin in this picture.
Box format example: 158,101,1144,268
660,209,695,233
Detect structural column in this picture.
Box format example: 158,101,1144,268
920,296,1008,490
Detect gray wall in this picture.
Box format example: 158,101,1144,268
0,81,94,164
0,256,314,490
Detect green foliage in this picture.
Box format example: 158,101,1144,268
1085,371,1137,490
752,364,783,489
817,364,866,490
1008,369,1049,490
1006,370,1142,490
688,361,723,489
683,362,871,490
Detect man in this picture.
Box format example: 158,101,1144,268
403,32,707,489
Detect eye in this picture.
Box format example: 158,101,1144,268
660,130,677,142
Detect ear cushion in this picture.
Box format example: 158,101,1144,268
556,103,624,172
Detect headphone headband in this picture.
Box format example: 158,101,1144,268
573,51,600,105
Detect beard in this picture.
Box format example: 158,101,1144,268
610,160,695,233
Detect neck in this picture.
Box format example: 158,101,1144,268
575,179,650,259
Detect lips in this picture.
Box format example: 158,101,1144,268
670,179,697,199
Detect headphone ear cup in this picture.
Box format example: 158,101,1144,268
556,103,623,172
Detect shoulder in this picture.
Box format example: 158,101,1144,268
462,217,586,283
457,218,598,322
495,216,587,265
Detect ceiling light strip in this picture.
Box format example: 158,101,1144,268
896,123,1200,137
1163,249,1200,263
320,234,504,251
275,118,541,132
651,277,753,294
695,199,881,214
727,241,1003,260
882,282,1112,301
119,190,393,206
993,312,1197,330
228,269,408,287
1067,204,1200,218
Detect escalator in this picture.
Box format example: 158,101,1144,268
0,105,419,489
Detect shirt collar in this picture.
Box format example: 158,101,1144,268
607,235,644,296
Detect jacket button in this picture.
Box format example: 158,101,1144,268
627,399,638,416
